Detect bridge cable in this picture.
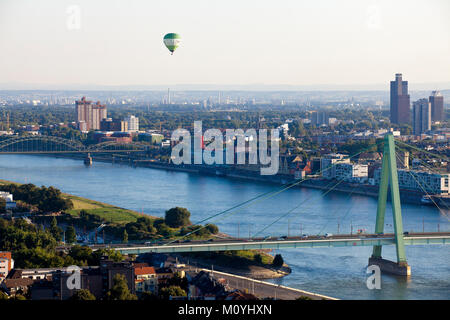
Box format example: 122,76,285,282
395,139,450,162
251,177,347,238
394,149,449,221
316,181,362,236
162,140,386,244
395,145,450,213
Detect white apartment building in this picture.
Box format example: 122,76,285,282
374,169,449,195
125,115,139,132
321,154,350,179
0,252,14,281
0,191,16,209
335,163,368,181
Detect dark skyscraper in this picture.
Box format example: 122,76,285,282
429,90,444,122
412,99,431,136
390,73,410,124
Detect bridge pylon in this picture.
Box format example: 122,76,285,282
369,133,411,276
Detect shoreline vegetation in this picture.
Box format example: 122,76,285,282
0,178,291,279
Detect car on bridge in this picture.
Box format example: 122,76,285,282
278,235,288,240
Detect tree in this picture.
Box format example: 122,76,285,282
254,254,263,264
205,224,219,234
165,207,191,228
0,197,6,213
156,223,174,237
122,230,128,243
50,217,62,241
272,254,284,267
68,245,94,265
105,274,137,300
93,248,124,263
70,289,96,300
159,285,187,299
65,225,77,244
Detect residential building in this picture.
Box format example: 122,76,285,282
52,267,103,300
17,260,137,300
390,73,410,124
189,271,228,299
311,111,329,126
125,115,139,132
374,169,450,195
335,163,368,181
0,251,14,281
429,91,444,122
413,99,431,135
1,278,33,296
321,154,350,179
133,263,158,294
75,97,107,131
100,118,128,132
7,267,57,281
0,191,16,209
155,267,174,286
100,259,135,296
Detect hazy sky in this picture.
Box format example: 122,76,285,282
0,0,449,88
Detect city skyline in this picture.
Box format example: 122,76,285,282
1,0,450,89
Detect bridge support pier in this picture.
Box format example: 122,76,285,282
84,153,93,166
370,133,410,277
368,257,411,276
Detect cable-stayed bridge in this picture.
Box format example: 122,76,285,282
7,133,448,276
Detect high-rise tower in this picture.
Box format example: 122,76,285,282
75,97,107,131
412,98,431,135
429,91,444,122
390,73,410,124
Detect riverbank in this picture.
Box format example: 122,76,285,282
0,177,291,280
45,152,438,206
176,253,291,279
0,178,149,224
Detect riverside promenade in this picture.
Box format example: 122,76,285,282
185,267,337,300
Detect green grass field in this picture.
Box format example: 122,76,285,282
0,179,156,225
65,194,150,224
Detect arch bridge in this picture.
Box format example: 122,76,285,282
0,135,149,154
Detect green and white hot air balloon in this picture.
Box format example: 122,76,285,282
163,33,181,55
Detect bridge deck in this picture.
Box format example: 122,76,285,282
108,233,450,255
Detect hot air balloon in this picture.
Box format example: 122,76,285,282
163,33,181,55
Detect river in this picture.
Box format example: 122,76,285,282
0,154,449,300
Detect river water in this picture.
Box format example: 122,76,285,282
0,155,449,300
